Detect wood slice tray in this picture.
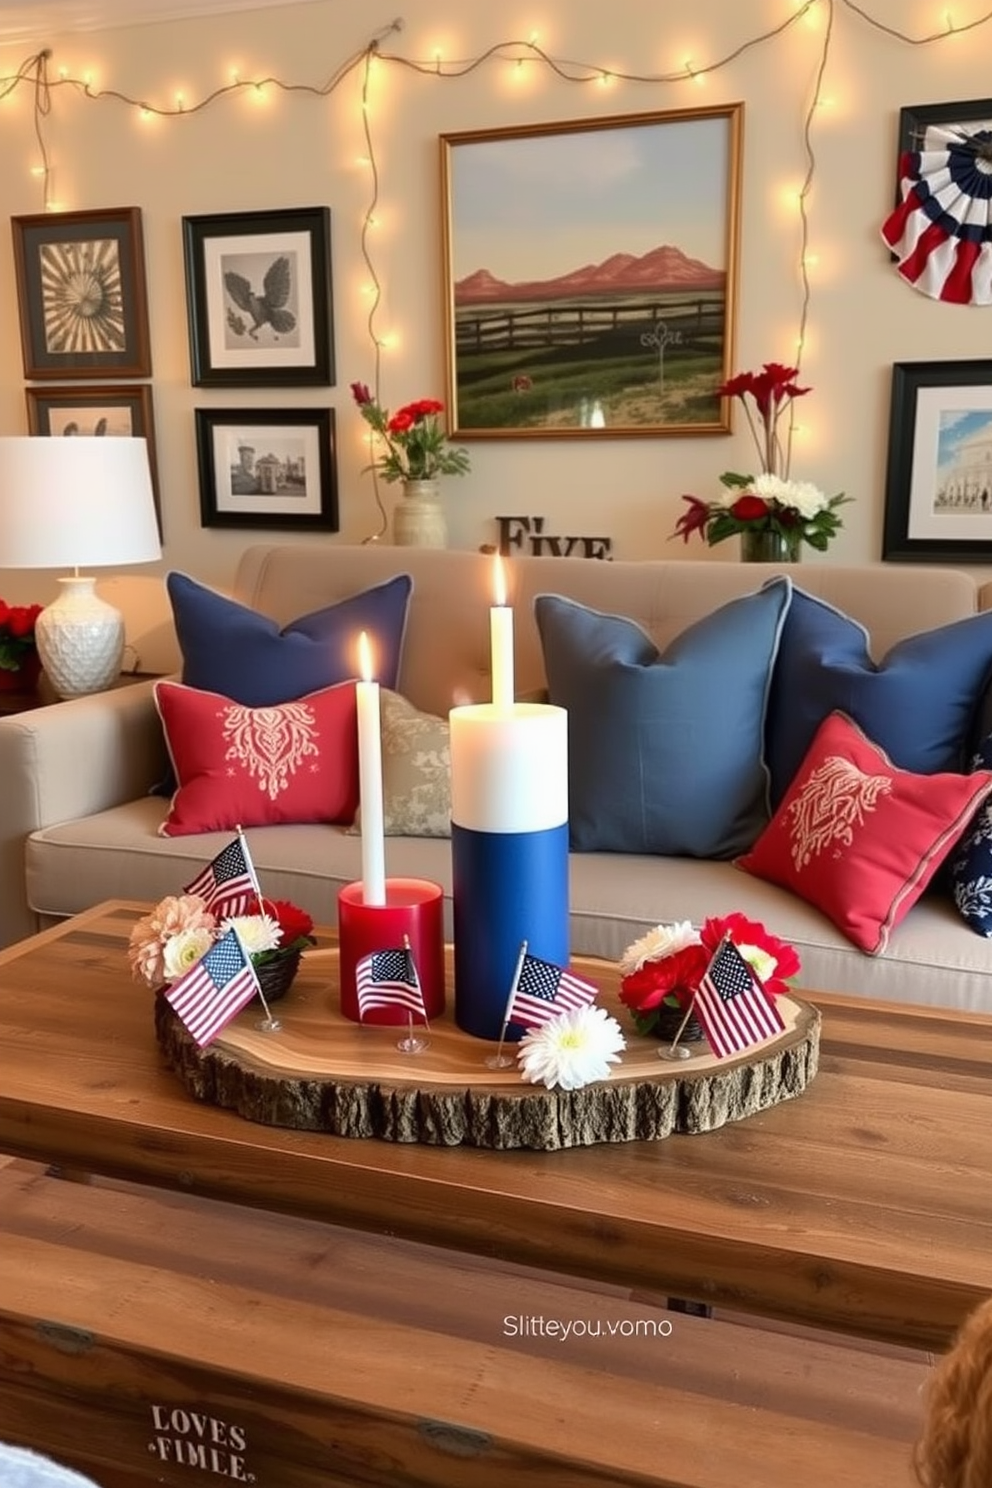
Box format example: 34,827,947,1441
154,946,821,1150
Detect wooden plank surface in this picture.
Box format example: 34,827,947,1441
1,901,991,1350
0,1161,926,1488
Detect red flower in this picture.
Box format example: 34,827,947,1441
350,381,372,406
729,494,769,522
387,410,415,435
619,944,708,1016
266,898,315,948
672,495,712,542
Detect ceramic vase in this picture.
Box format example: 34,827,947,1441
392,479,447,548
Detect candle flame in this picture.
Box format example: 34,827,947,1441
493,553,507,607
357,630,375,682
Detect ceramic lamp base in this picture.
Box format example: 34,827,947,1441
338,878,446,1024
36,576,124,698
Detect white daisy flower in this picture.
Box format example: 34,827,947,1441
752,472,828,518
618,920,700,976
220,913,282,955
516,1005,627,1091
162,926,214,980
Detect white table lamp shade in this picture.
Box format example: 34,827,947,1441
0,437,162,697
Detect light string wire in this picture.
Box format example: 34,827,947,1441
3,2,992,534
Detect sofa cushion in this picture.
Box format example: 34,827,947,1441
167,570,412,706
738,711,992,954
534,578,791,858
766,584,992,806
349,690,451,839
948,732,992,936
155,680,359,837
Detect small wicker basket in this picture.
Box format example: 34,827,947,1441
253,950,302,1004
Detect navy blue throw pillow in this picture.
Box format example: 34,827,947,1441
949,733,992,936
534,579,791,858
765,586,992,807
167,570,412,705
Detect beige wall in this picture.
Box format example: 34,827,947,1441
0,0,990,649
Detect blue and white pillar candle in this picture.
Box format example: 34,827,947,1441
450,702,569,1040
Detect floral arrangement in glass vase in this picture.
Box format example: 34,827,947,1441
128,893,316,1000
351,382,470,483
672,362,849,559
618,913,800,1037
0,599,43,679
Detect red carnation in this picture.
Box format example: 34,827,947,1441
267,899,315,947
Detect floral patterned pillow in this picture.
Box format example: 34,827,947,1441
948,734,992,935
349,690,451,839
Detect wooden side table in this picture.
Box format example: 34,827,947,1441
0,671,157,716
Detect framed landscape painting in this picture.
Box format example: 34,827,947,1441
183,207,334,387
440,104,743,439
11,207,151,380
883,359,992,562
194,407,338,531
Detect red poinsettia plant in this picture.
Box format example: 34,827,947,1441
618,913,801,1036
351,382,470,483
672,362,848,553
0,599,43,673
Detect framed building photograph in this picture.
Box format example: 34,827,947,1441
25,383,162,534
11,207,151,380
194,407,338,531
883,360,992,562
440,104,743,440
183,207,334,387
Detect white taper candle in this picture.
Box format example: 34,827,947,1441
490,553,514,711
356,630,386,906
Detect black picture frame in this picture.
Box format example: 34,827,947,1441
896,96,992,161
183,207,334,387
194,407,338,531
11,207,151,380
25,383,162,537
883,359,992,563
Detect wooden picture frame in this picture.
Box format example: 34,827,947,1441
883,359,992,562
440,104,743,440
25,383,162,536
11,207,151,380
194,407,338,531
183,207,335,387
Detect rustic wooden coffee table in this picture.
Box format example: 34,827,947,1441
1,900,990,1352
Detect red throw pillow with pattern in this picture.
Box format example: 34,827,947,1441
155,680,359,837
737,710,992,954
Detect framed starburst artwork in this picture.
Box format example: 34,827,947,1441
12,207,151,380
182,207,334,387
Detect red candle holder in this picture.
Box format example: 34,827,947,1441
337,878,446,1025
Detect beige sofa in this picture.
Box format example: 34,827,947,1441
2,543,992,1012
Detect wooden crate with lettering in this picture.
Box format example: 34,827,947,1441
0,1162,924,1488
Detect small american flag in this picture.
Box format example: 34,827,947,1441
355,947,426,1019
693,938,786,1059
184,834,257,919
505,949,598,1030
165,928,260,1048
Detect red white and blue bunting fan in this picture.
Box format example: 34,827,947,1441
881,121,992,305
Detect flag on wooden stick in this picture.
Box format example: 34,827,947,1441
165,927,260,1048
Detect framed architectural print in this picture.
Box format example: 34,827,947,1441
440,104,743,439
25,383,162,534
194,407,338,531
883,359,992,562
183,207,335,387
11,207,151,380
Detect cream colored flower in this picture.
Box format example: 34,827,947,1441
752,472,827,518
162,927,215,980
220,913,282,955
618,920,700,976
516,1005,626,1091
736,941,778,984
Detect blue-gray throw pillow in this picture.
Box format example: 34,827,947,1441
167,570,412,705
533,579,792,858
765,586,992,807
948,733,992,935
